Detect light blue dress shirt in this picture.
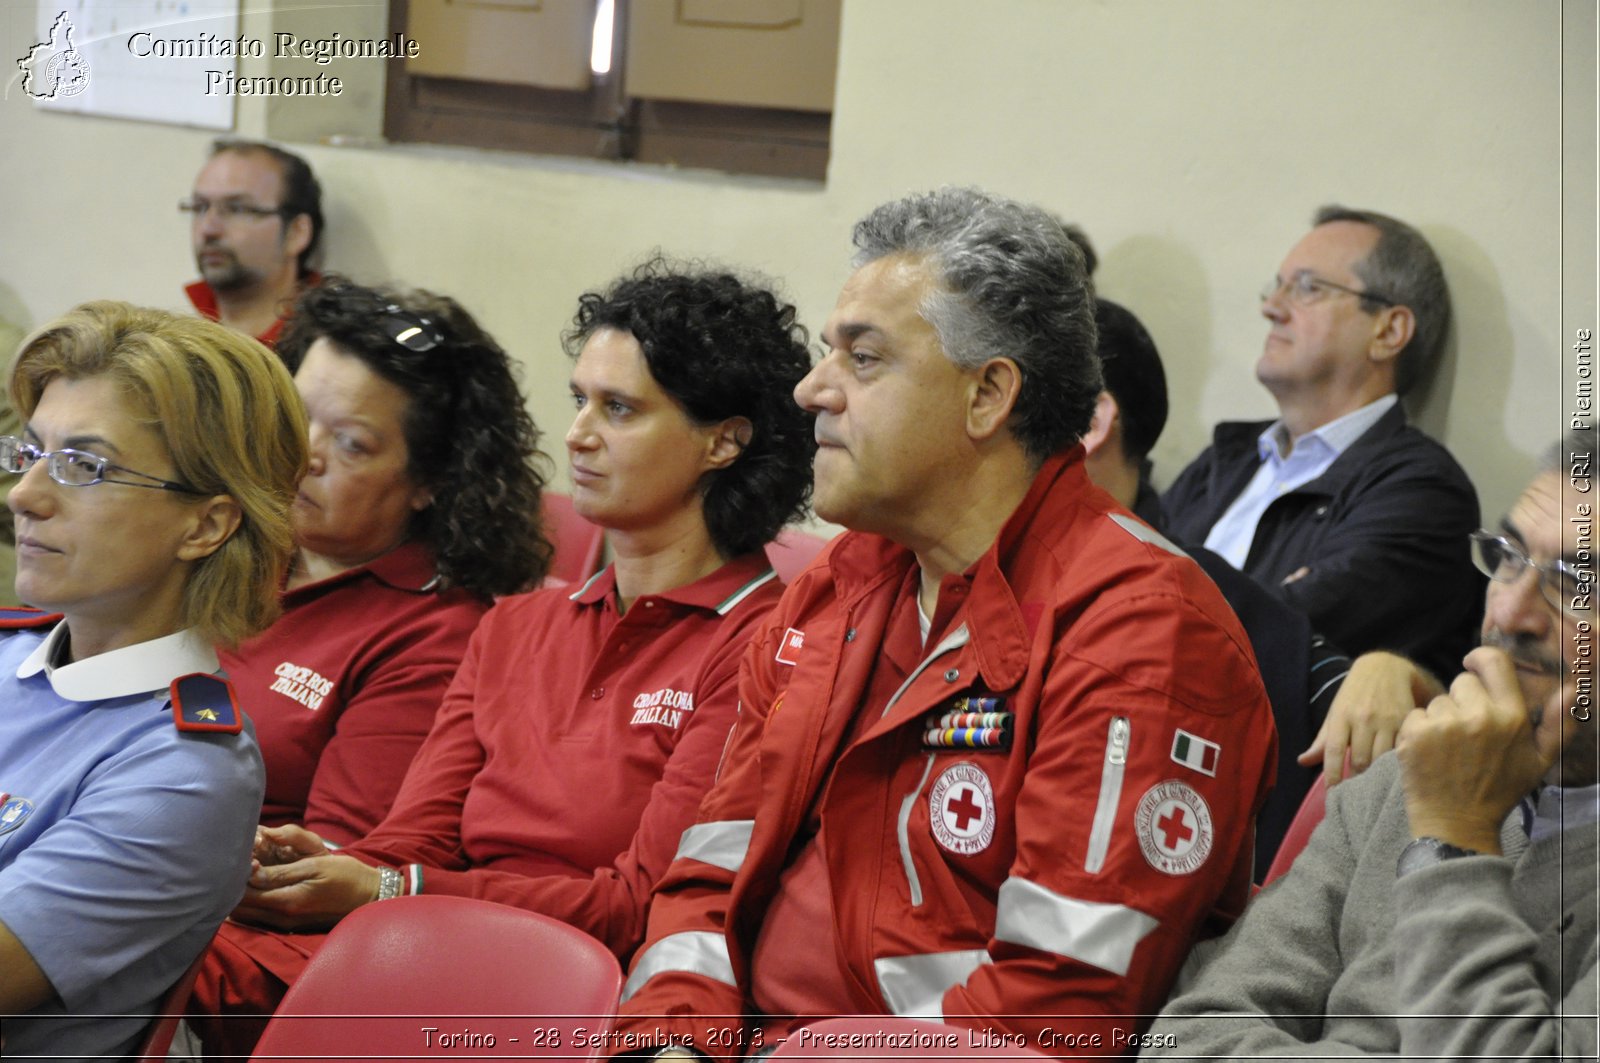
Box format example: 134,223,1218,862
1203,394,1399,569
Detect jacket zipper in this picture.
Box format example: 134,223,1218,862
889,624,970,906
896,753,938,907
1084,716,1130,874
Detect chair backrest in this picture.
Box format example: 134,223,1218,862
133,951,206,1062
1262,774,1328,885
543,492,605,586
249,896,622,1062
771,1017,1052,1059
765,529,831,583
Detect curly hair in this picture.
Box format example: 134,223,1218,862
561,258,815,558
278,277,552,598
11,302,307,647
852,187,1101,462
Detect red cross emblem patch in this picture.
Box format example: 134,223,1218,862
929,762,996,856
1134,780,1214,875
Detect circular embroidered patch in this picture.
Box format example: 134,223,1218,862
929,762,996,856
0,796,35,837
1134,780,1213,875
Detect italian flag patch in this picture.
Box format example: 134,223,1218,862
1171,729,1220,777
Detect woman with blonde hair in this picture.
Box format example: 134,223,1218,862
0,302,306,1059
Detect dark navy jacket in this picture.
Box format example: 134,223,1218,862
1161,404,1483,682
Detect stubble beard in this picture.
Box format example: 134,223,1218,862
196,247,259,293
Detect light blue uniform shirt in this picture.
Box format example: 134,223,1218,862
1204,394,1399,569
0,622,263,1062
1528,782,1600,842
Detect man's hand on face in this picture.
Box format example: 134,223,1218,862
1396,646,1575,854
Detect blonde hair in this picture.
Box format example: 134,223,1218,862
10,302,308,646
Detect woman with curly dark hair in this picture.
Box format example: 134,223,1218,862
191,260,814,1058
220,277,551,845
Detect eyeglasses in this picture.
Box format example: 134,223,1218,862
0,437,205,495
1260,271,1397,308
1470,529,1588,617
379,304,444,353
178,196,286,223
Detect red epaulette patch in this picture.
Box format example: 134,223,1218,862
0,607,63,630
170,673,244,735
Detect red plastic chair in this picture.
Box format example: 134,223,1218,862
770,1017,1052,1059
133,951,206,1062
543,492,605,586
1262,775,1328,886
248,896,622,1062
765,529,832,583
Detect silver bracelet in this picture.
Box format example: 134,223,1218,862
375,865,404,901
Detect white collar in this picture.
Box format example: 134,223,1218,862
1259,393,1398,461
16,622,219,702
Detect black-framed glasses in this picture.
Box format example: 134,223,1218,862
1470,529,1588,617
178,196,286,223
0,437,205,495
1260,271,1397,309
379,304,444,353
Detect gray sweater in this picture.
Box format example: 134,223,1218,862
1146,754,1597,1061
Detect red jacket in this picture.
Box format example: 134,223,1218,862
616,452,1276,1059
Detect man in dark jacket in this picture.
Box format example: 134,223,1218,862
1079,286,1348,876
1163,206,1481,686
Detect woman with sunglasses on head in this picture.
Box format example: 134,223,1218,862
219,278,552,847
0,303,305,1059
190,259,816,1059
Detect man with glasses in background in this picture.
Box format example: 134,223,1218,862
1148,431,1597,1060
1162,207,1481,775
180,139,323,348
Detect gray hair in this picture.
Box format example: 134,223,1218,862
1541,427,1594,478
851,187,1100,461
1312,204,1451,396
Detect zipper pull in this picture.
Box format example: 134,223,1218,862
1108,716,1130,765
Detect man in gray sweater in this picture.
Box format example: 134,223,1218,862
1147,431,1597,1060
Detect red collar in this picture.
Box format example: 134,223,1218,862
568,552,778,615
284,540,444,601
184,271,322,349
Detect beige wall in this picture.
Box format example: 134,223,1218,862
1,0,1590,527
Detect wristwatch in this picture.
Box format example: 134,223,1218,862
1396,836,1481,878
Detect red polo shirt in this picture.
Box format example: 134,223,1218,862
220,541,486,844
345,553,781,957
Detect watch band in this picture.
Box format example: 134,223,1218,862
375,865,405,900
1396,835,1481,878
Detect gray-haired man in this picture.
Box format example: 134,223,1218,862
1149,430,1598,1060
613,188,1276,1059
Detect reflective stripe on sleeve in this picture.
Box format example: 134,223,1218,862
1108,512,1188,557
873,949,992,1018
621,931,738,1002
994,876,1158,977
674,819,755,872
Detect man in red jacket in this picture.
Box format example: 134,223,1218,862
615,188,1277,1060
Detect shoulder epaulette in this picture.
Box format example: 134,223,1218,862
169,673,244,735
0,607,63,630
